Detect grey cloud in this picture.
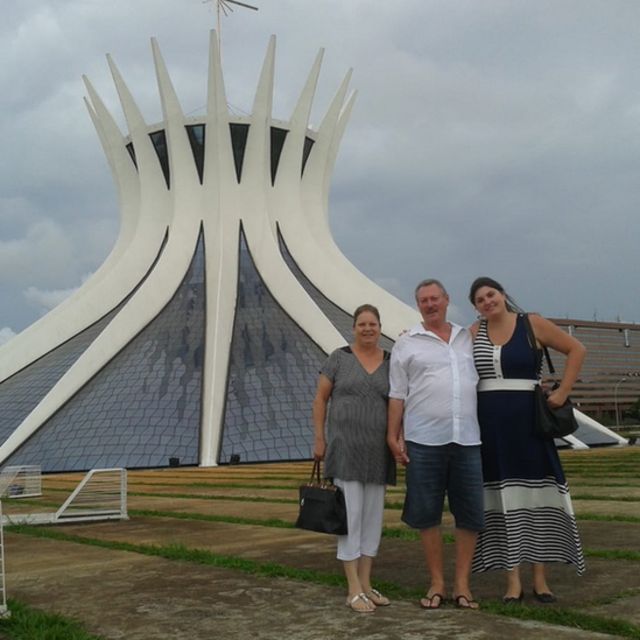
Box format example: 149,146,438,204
23,283,80,315
1,0,639,336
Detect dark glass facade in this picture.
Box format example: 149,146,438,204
149,130,170,189
301,136,315,176
219,228,326,464
127,123,316,185
229,123,249,182
0,108,409,472
277,228,395,351
0,310,121,449
270,127,288,185
5,233,206,472
186,124,205,184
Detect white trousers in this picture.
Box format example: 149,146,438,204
334,478,386,561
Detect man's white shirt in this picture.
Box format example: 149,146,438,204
389,322,481,446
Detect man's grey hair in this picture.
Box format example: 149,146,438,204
414,278,449,301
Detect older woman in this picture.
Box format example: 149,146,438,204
468,277,586,603
312,304,396,613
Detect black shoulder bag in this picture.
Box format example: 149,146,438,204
295,460,348,535
522,313,579,440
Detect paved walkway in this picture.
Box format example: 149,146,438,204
4,530,624,640
3,458,640,639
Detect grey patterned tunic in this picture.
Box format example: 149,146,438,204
321,347,396,486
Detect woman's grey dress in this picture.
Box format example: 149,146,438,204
321,346,396,486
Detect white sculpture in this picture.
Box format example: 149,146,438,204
0,32,417,470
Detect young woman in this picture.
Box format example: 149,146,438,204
468,277,586,603
312,304,396,613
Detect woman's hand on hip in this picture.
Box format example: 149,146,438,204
546,387,569,409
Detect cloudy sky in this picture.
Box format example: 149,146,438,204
1,0,639,344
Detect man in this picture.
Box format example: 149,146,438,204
387,279,483,609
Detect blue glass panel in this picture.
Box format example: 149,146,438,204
0,234,168,452
270,127,288,185
186,124,205,184
125,142,137,169
277,227,395,350
0,312,119,448
229,123,249,183
6,232,206,472
149,130,170,189
571,424,621,446
301,136,314,176
219,228,326,464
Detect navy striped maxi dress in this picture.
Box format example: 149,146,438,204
471,314,585,574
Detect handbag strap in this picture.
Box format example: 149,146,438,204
309,460,322,484
521,313,555,376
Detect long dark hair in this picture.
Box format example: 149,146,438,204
468,277,523,313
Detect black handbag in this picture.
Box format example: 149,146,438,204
295,461,348,535
522,314,579,440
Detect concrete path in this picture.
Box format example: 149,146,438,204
3,454,640,639
4,532,620,640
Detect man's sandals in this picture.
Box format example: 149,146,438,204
453,594,480,610
420,593,479,610
420,592,445,609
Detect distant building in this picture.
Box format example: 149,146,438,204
548,318,640,419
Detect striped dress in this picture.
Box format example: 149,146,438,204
471,315,585,574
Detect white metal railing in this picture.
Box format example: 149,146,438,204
2,468,127,526
0,502,9,618
0,465,42,499
56,468,128,522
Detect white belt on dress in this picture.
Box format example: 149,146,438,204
478,379,538,392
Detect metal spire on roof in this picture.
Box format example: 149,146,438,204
203,0,259,60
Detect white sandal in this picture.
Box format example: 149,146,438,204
346,592,375,613
366,588,390,606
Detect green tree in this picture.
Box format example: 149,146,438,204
624,396,640,421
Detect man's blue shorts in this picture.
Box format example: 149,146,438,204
401,442,484,532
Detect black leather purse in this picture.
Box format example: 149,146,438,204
522,314,579,440
295,460,348,535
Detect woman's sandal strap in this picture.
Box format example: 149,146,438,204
366,588,390,606
346,593,374,612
